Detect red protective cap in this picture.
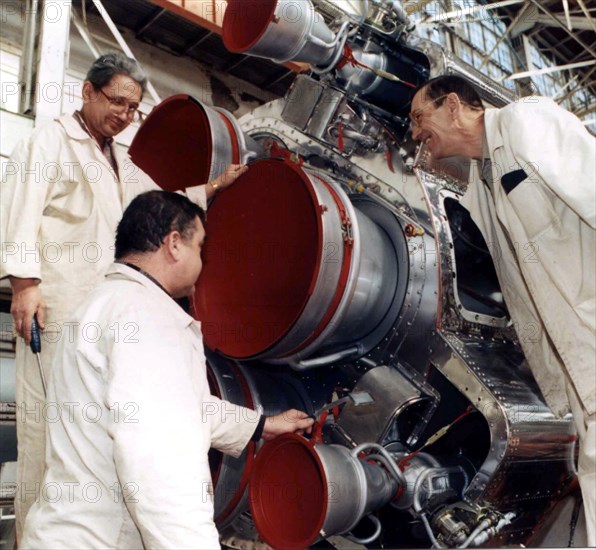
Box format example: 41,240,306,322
194,159,323,359
249,434,327,549
223,0,277,53
129,95,214,191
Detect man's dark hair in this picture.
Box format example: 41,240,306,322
414,75,484,110
86,52,148,95
115,191,205,259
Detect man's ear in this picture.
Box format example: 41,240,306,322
446,92,462,118
82,81,96,104
163,231,183,261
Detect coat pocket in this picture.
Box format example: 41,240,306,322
504,172,559,239
501,169,527,194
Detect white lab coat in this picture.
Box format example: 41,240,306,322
0,114,207,538
461,96,596,544
461,96,595,417
21,263,258,549
0,113,206,317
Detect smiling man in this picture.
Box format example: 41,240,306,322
0,53,247,540
410,75,596,545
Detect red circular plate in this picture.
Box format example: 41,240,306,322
249,434,327,550
129,94,212,191
223,0,277,53
194,159,323,358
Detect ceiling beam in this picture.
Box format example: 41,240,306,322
532,27,574,64
575,0,596,33
136,7,167,37
223,56,248,73
182,30,212,55
425,0,524,23
556,66,596,105
479,3,530,70
527,0,596,58
72,8,102,58
561,0,572,31
530,13,596,31
506,59,596,80
262,69,294,90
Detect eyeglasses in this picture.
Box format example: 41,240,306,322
98,88,144,123
409,94,448,131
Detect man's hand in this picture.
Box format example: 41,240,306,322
9,277,46,344
206,164,248,199
262,409,315,441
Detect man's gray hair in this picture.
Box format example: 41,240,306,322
86,52,147,94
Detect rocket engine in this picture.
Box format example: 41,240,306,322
129,1,577,547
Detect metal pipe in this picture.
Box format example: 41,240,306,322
366,453,407,486
421,512,445,548
346,513,382,545
294,345,362,370
387,1,412,28
312,21,351,74
412,466,460,513
350,442,406,486
18,0,39,114
465,513,516,547
459,517,492,548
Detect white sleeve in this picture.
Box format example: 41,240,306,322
0,127,59,280
201,392,259,457
183,184,208,212
121,157,208,212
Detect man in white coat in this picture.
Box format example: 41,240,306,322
0,52,247,540
410,74,595,544
20,190,314,548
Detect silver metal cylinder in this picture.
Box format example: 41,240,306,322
223,0,338,66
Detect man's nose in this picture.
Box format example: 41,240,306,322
411,123,422,141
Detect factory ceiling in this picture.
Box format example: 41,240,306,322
495,0,595,115
74,0,299,98
76,0,595,115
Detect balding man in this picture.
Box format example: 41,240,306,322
410,75,595,544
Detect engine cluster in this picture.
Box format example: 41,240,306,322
129,1,577,547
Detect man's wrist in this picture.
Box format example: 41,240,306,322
9,276,40,291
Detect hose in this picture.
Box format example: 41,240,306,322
459,517,492,548
461,513,516,548
351,443,406,486
345,514,382,545
421,513,445,548
312,23,350,74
